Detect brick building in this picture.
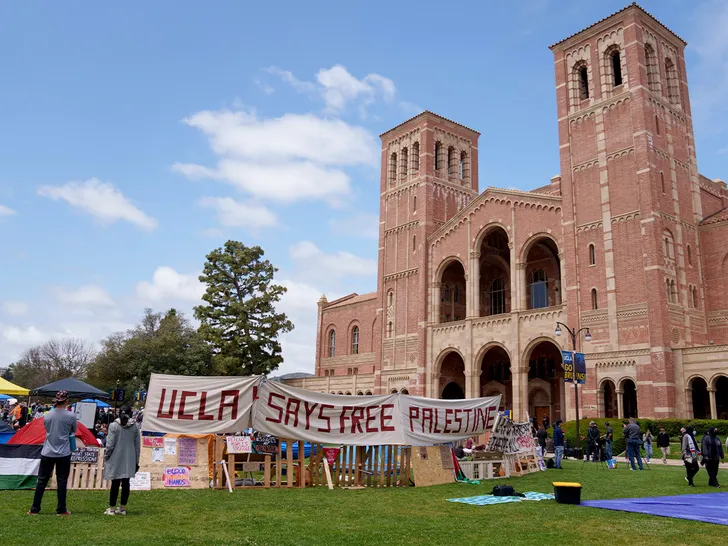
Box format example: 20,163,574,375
285,4,728,421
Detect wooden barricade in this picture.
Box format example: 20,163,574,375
459,451,510,481
212,437,306,489
307,444,411,488
49,448,108,490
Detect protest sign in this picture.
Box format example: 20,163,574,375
177,438,197,465
164,438,176,456
142,373,260,434
252,437,278,455
163,466,191,487
484,414,534,454
226,436,252,454
130,472,151,490
142,436,164,448
71,448,99,464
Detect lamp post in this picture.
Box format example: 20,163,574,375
555,322,591,453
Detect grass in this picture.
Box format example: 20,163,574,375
1,460,726,546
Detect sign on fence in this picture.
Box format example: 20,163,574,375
71,448,99,464
142,436,164,448
163,466,191,487
177,438,197,465
252,437,278,455
484,414,534,454
226,436,252,454
130,472,152,490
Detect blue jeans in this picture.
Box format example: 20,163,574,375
627,440,644,470
554,446,564,469
605,440,613,460
644,443,653,461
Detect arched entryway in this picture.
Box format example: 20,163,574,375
715,376,728,420
690,377,710,419
439,261,466,323
601,379,617,418
480,345,512,411
621,378,638,418
524,236,561,309
438,351,465,399
478,227,511,316
526,339,564,423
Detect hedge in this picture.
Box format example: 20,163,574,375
553,418,728,456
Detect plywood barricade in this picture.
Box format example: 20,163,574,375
49,448,107,490
139,435,213,489
212,437,306,489
307,444,411,488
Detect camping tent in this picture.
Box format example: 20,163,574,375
29,377,110,400
0,421,14,444
0,377,29,396
8,416,98,447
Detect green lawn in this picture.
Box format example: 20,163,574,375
1,461,725,546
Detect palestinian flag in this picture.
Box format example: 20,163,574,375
0,444,41,489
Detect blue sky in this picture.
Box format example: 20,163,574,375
0,0,725,375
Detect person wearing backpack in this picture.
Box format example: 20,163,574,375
102,407,140,515
681,426,700,487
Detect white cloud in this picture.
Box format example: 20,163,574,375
55,285,115,307
290,241,377,278
2,301,28,316
199,196,277,230
136,266,205,303
38,178,158,231
174,109,377,206
0,324,46,346
253,78,274,95
0,204,16,216
329,213,379,239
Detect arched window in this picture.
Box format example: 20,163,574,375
591,288,598,310
365,390,372,395
691,286,699,309
645,44,659,92
664,231,675,259
588,243,596,265
670,280,677,303
412,234,416,252
434,142,442,170
411,141,420,171
529,269,549,309
489,278,506,315
389,152,397,183
655,115,660,135
665,279,671,301
387,321,393,338
665,58,679,105
447,146,456,175
351,326,359,355
328,330,336,357
400,147,408,176
661,171,665,194
687,245,692,266
577,64,589,100
413,195,417,212
459,151,469,179
387,290,394,308
453,286,459,304
610,49,623,86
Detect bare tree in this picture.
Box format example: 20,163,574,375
12,338,97,389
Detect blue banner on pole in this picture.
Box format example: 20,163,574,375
562,350,574,383
575,352,586,385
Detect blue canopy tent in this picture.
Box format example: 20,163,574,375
76,399,110,408
0,421,15,444
0,394,15,402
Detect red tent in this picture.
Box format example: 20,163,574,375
8,417,99,447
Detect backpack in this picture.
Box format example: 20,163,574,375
491,485,515,496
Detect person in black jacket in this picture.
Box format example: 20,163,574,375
656,427,670,464
701,427,725,487
585,421,600,462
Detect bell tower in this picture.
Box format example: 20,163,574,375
375,112,479,395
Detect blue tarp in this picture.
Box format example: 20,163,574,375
582,493,728,526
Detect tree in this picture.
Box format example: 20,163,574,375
86,308,214,391
194,241,293,376
11,338,96,389
1,366,14,381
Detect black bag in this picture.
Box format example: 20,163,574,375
491,485,515,496
546,457,555,469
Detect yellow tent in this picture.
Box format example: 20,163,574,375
0,377,29,396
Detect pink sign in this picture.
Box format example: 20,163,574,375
163,466,190,487
142,436,164,448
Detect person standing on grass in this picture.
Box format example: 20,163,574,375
553,420,564,469
643,428,654,463
586,421,600,462
604,422,614,460
681,426,700,486
103,407,140,516
700,427,725,488
657,427,670,464
624,418,644,471
536,424,548,458
28,391,77,516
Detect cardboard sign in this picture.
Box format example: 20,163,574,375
242,462,262,472
177,438,197,465
152,448,164,462
130,472,152,490
484,414,534,454
226,436,252,454
71,448,99,464
143,436,164,448
74,401,97,430
163,466,191,487
164,437,177,455
322,447,341,465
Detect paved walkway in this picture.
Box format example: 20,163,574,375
585,457,728,469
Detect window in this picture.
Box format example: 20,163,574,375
666,279,671,301
353,367,358,375
578,65,589,100
412,235,416,252
664,231,675,259
351,326,359,355
434,142,442,170
671,280,677,303
655,115,660,135
691,286,699,309
411,142,420,171
387,290,393,308
591,288,598,310
413,195,417,212
442,286,450,303
453,286,459,304
489,278,506,315
445,314,451,322
588,243,596,265
328,330,336,357
611,49,623,87
529,269,549,309
389,152,397,183
687,245,692,266
387,321,393,338
347,368,352,376
447,146,456,175
665,58,679,105
645,44,659,92
661,171,665,194
400,147,408,176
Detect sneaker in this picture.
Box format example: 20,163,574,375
56,511,71,517
115,508,127,515
103,508,116,516
27,511,39,516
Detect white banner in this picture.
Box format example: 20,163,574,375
484,414,534,454
399,394,501,446
254,380,401,445
141,373,260,434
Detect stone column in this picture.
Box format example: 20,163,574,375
432,282,441,324
468,251,480,318
685,387,693,418
511,367,529,421
432,375,440,400
597,388,604,418
616,389,624,419
465,372,476,399
516,262,528,311
708,387,717,419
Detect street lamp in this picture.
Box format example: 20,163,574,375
555,322,591,454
